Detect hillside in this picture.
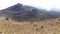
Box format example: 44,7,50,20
0,3,60,34
0,17,60,34
0,3,60,22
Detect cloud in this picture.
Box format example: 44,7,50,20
0,0,60,10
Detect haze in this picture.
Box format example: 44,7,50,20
0,0,60,10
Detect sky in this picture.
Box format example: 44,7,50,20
0,0,60,10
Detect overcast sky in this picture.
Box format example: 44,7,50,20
0,0,60,10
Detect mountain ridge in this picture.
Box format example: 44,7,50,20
0,3,60,21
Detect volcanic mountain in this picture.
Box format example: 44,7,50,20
0,3,60,21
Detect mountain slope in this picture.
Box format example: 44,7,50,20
0,17,60,34
0,3,60,21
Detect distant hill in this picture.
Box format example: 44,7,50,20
0,3,60,21
50,8,60,12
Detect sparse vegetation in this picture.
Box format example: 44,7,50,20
0,17,60,34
